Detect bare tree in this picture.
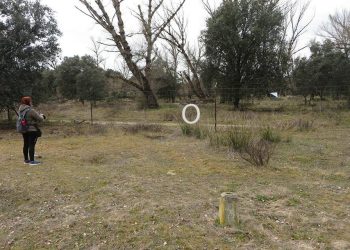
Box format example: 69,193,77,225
320,9,350,57
90,37,107,68
163,42,180,80
278,0,312,88
283,0,313,57
78,0,186,108
201,0,217,17
162,11,208,100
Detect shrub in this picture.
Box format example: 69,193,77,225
261,127,281,143
239,139,275,167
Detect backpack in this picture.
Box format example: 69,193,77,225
16,108,31,133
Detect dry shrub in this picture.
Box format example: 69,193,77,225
278,119,314,131
122,123,164,134
239,139,275,167
208,127,275,167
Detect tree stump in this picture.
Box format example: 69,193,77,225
219,192,239,227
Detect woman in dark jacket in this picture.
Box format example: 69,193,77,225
18,96,46,166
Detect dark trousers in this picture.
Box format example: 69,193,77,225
22,132,38,161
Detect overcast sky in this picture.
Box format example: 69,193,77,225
41,0,350,69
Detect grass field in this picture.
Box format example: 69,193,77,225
0,98,349,249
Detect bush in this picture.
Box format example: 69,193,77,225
239,139,275,167
261,127,281,143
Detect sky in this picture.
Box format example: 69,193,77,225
40,0,350,69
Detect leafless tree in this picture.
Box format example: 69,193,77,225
162,10,209,100
278,0,312,87
163,42,180,80
320,9,350,57
78,0,186,108
201,0,217,17
90,37,107,68
283,0,313,57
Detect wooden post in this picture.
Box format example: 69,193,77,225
219,192,239,227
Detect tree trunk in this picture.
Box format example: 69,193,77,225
143,90,159,109
7,108,11,121
233,96,240,110
90,102,93,125
233,84,241,109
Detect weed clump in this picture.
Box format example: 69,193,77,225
208,127,275,167
261,127,281,143
180,124,209,139
226,127,252,151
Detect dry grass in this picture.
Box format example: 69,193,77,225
0,99,349,249
121,123,164,134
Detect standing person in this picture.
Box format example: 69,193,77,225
18,96,46,166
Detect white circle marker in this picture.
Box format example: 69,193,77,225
182,104,201,125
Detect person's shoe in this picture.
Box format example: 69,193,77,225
29,161,41,166
24,160,31,164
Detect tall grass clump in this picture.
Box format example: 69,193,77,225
180,123,209,139
261,127,281,143
208,126,275,167
226,127,252,151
